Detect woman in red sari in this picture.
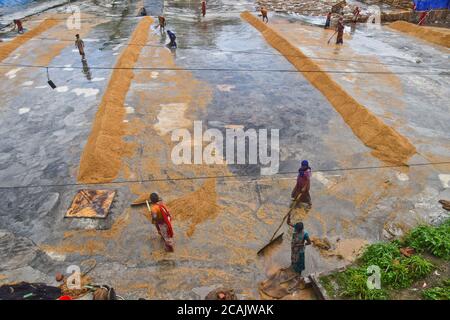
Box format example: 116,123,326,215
291,160,312,209
148,193,174,252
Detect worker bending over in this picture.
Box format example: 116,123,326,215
13,19,24,34
148,193,174,252
167,30,177,48
261,7,269,23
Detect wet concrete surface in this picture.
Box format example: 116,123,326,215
0,0,449,299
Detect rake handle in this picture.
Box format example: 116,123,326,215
269,192,303,241
327,31,337,44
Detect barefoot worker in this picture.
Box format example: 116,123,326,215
261,7,269,23
147,193,174,252
75,34,86,60
13,19,24,34
287,220,311,275
167,30,177,48
336,17,345,45
324,11,332,29
158,15,166,31
201,0,206,17
291,160,312,209
352,6,360,23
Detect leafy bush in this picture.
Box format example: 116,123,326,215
336,267,389,300
405,255,434,280
321,220,448,300
383,259,412,289
404,221,450,260
360,242,402,269
422,279,450,300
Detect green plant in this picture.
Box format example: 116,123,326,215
405,255,434,280
404,221,450,260
336,267,389,300
422,279,450,300
319,276,336,297
360,242,402,269
383,260,412,289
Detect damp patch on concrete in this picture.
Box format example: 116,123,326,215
55,86,69,93
439,174,450,189
5,67,23,79
154,103,190,135
71,88,99,98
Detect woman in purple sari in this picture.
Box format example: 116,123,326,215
291,160,312,209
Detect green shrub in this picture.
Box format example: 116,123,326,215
404,222,450,260
422,279,450,300
360,242,402,269
336,267,389,300
405,255,434,280
383,260,412,289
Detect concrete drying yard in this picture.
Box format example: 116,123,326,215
0,0,449,299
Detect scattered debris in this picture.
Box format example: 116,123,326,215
55,273,64,282
311,237,332,251
439,200,450,211
205,288,238,300
93,285,117,300
0,282,61,300
400,247,415,258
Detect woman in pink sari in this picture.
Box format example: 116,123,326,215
291,160,312,209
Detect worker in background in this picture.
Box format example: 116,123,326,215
336,17,344,45
13,19,24,34
418,11,427,25
158,15,166,32
139,7,147,16
167,30,177,48
261,7,268,23
201,0,206,17
287,220,311,276
148,193,174,252
75,34,86,61
352,6,360,23
291,160,312,209
324,11,331,29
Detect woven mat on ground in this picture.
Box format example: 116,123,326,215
0,282,61,300
259,267,304,299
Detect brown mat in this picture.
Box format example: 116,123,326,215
65,189,116,218
259,268,304,299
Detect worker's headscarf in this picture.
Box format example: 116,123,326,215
294,222,304,233
298,160,311,177
150,193,160,204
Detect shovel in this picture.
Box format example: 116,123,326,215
130,193,151,206
257,192,303,256
327,31,337,44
